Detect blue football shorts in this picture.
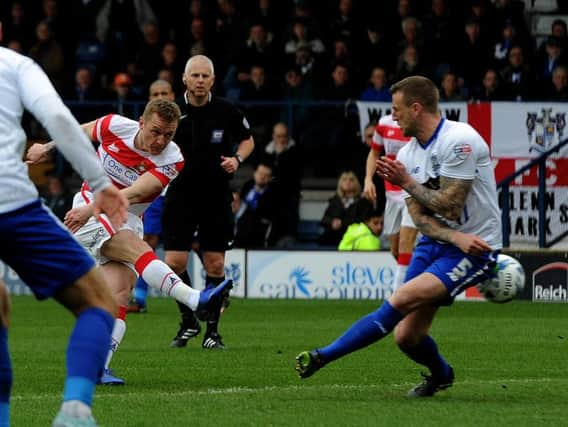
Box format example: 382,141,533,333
143,195,164,235
405,236,499,304
0,200,95,300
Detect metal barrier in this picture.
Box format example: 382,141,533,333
498,137,568,248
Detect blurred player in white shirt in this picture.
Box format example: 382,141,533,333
0,21,128,427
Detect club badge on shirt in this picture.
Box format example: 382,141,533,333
211,130,224,143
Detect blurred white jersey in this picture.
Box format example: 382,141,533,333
397,119,502,249
371,114,411,201
0,48,59,212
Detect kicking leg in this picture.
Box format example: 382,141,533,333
103,232,231,313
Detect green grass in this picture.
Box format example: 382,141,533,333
8,297,568,426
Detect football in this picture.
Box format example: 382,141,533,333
476,254,525,303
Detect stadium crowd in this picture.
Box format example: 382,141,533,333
2,0,568,247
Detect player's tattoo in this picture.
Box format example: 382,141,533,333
406,198,456,244
404,176,472,221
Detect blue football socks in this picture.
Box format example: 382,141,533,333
0,327,12,427
400,335,452,379
318,301,403,363
133,277,149,306
64,308,113,405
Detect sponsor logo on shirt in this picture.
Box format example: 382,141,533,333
160,165,178,180
101,153,138,185
453,143,472,160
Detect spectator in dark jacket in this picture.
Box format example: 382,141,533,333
319,171,370,247
234,161,278,248
263,122,302,247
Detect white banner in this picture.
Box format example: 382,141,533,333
189,249,246,298
247,250,396,300
491,102,568,158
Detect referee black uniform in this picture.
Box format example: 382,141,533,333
162,93,252,348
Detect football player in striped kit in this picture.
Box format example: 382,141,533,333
26,99,232,386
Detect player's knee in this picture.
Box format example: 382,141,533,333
394,326,422,349
59,269,118,317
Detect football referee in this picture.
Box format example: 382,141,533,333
163,55,254,349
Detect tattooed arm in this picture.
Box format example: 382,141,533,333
406,197,492,256
376,156,472,221
403,175,472,221
406,197,455,243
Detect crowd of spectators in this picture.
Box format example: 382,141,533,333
4,1,568,112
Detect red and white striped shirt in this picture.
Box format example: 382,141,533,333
371,114,411,199
82,114,184,217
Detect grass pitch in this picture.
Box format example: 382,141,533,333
8,296,568,426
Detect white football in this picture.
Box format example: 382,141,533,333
476,254,525,303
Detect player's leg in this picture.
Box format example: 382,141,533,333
97,261,135,385
164,250,202,348
389,233,400,261
0,280,12,426
197,199,234,349
128,197,164,313
169,269,202,348
393,240,497,396
2,200,116,426
102,231,231,313
296,272,448,378
394,225,418,290
394,307,454,397
53,267,116,426
200,251,227,349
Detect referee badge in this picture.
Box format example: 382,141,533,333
211,130,224,143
